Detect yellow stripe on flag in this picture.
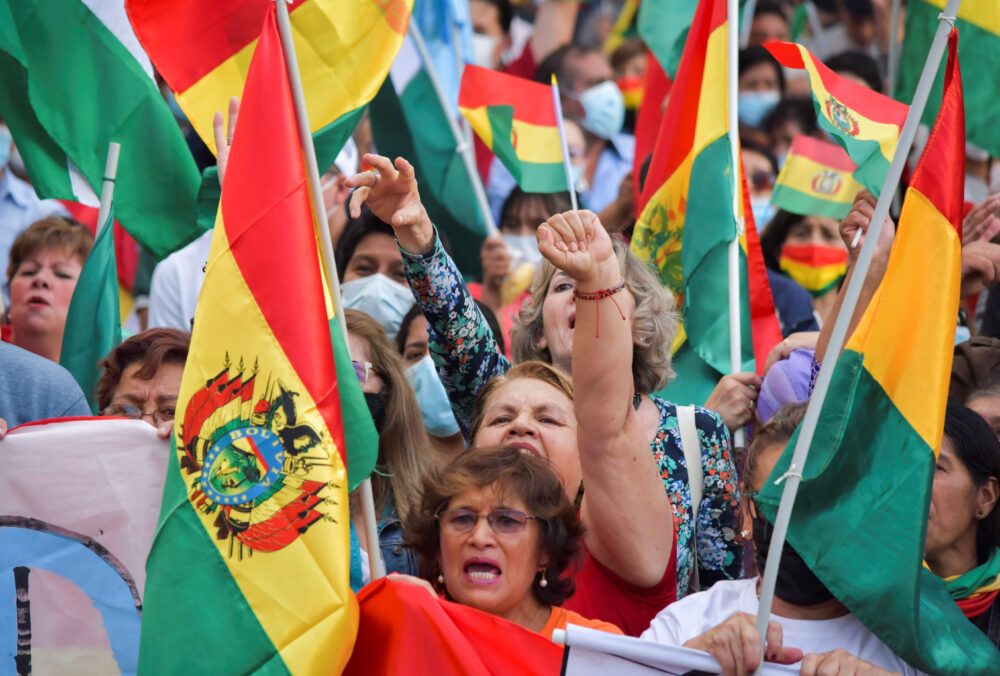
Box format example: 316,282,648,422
777,155,865,205
177,225,355,673
459,105,494,151
845,189,961,451
800,56,901,166
512,120,563,164
691,23,730,156
921,0,999,37
181,0,407,156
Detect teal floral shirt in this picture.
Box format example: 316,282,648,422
399,234,743,597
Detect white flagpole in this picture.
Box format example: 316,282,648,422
273,0,386,579
739,0,758,48
409,20,499,237
96,142,121,236
751,3,962,669
727,0,746,450
886,0,902,98
551,75,579,210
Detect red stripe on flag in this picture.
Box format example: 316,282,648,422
741,161,783,374
634,50,671,212
220,5,345,460
458,65,559,126
787,135,857,172
909,29,965,236
126,0,308,94
765,41,908,127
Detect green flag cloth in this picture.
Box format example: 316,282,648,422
60,208,121,412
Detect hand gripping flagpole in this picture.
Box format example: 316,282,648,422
96,142,121,237
408,20,499,237
551,75,579,210
274,0,386,579
751,2,961,670
727,0,746,450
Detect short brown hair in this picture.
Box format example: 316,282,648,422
743,402,807,488
96,328,191,411
468,361,574,443
404,446,583,607
7,216,93,284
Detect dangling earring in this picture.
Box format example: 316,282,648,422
539,568,548,588
437,573,444,584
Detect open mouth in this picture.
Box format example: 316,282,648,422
26,295,49,308
464,561,501,583
568,312,576,330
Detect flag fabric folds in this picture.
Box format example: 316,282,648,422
126,0,412,170
139,7,358,674
632,0,781,405
758,30,1000,675
0,0,202,259
60,209,122,413
770,134,865,219
897,0,1000,157
765,41,908,196
343,578,564,675
458,65,568,194
370,24,488,276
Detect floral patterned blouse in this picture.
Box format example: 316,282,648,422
399,233,744,597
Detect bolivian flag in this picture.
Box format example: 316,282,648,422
139,6,359,673
458,65,568,193
766,41,908,196
770,134,865,219
127,0,411,165
759,31,1000,675
632,0,781,406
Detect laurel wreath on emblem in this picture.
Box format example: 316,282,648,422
177,355,338,558
824,97,860,137
810,169,843,196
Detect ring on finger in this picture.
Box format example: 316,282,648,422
368,168,381,180
226,136,233,145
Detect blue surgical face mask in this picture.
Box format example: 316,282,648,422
405,355,461,438
341,273,414,340
501,233,543,267
750,195,775,229
570,163,586,191
574,80,625,140
738,90,780,128
0,126,11,169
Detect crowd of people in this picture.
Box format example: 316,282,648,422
3,0,1000,674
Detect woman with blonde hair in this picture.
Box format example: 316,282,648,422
347,155,743,599
345,309,433,576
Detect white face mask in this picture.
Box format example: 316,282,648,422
341,273,414,340
573,80,625,140
501,233,543,268
470,33,499,69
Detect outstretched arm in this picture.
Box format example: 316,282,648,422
537,210,673,587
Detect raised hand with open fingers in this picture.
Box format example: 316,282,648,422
212,96,240,184
344,153,434,254
536,209,614,285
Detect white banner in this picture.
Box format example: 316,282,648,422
558,623,800,676
0,418,169,675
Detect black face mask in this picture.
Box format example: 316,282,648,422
751,508,834,607
364,392,387,434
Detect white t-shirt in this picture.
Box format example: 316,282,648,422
641,579,927,676
147,228,214,331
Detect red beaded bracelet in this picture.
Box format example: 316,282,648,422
573,279,627,338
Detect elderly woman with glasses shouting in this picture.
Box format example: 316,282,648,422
398,445,623,639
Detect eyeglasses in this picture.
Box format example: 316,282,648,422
750,170,776,192
352,360,374,385
437,508,539,536
102,402,175,425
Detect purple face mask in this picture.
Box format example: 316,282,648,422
757,348,815,424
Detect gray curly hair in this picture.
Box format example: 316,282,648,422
510,238,679,393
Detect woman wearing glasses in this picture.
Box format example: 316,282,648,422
345,309,434,578
402,445,622,638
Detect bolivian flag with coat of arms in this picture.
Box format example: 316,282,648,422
138,5,370,673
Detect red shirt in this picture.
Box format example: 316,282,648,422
563,539,678,637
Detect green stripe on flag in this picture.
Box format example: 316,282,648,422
0,0,204,259
770,184,853,219
814,117,891,196
370,66,487,276
60,211,122,412
759,350,1000,675
897,0,1000,157
139,449,288,675
656,342,722,407
682,135,754,375
518,161,570,193
331,316,378,491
